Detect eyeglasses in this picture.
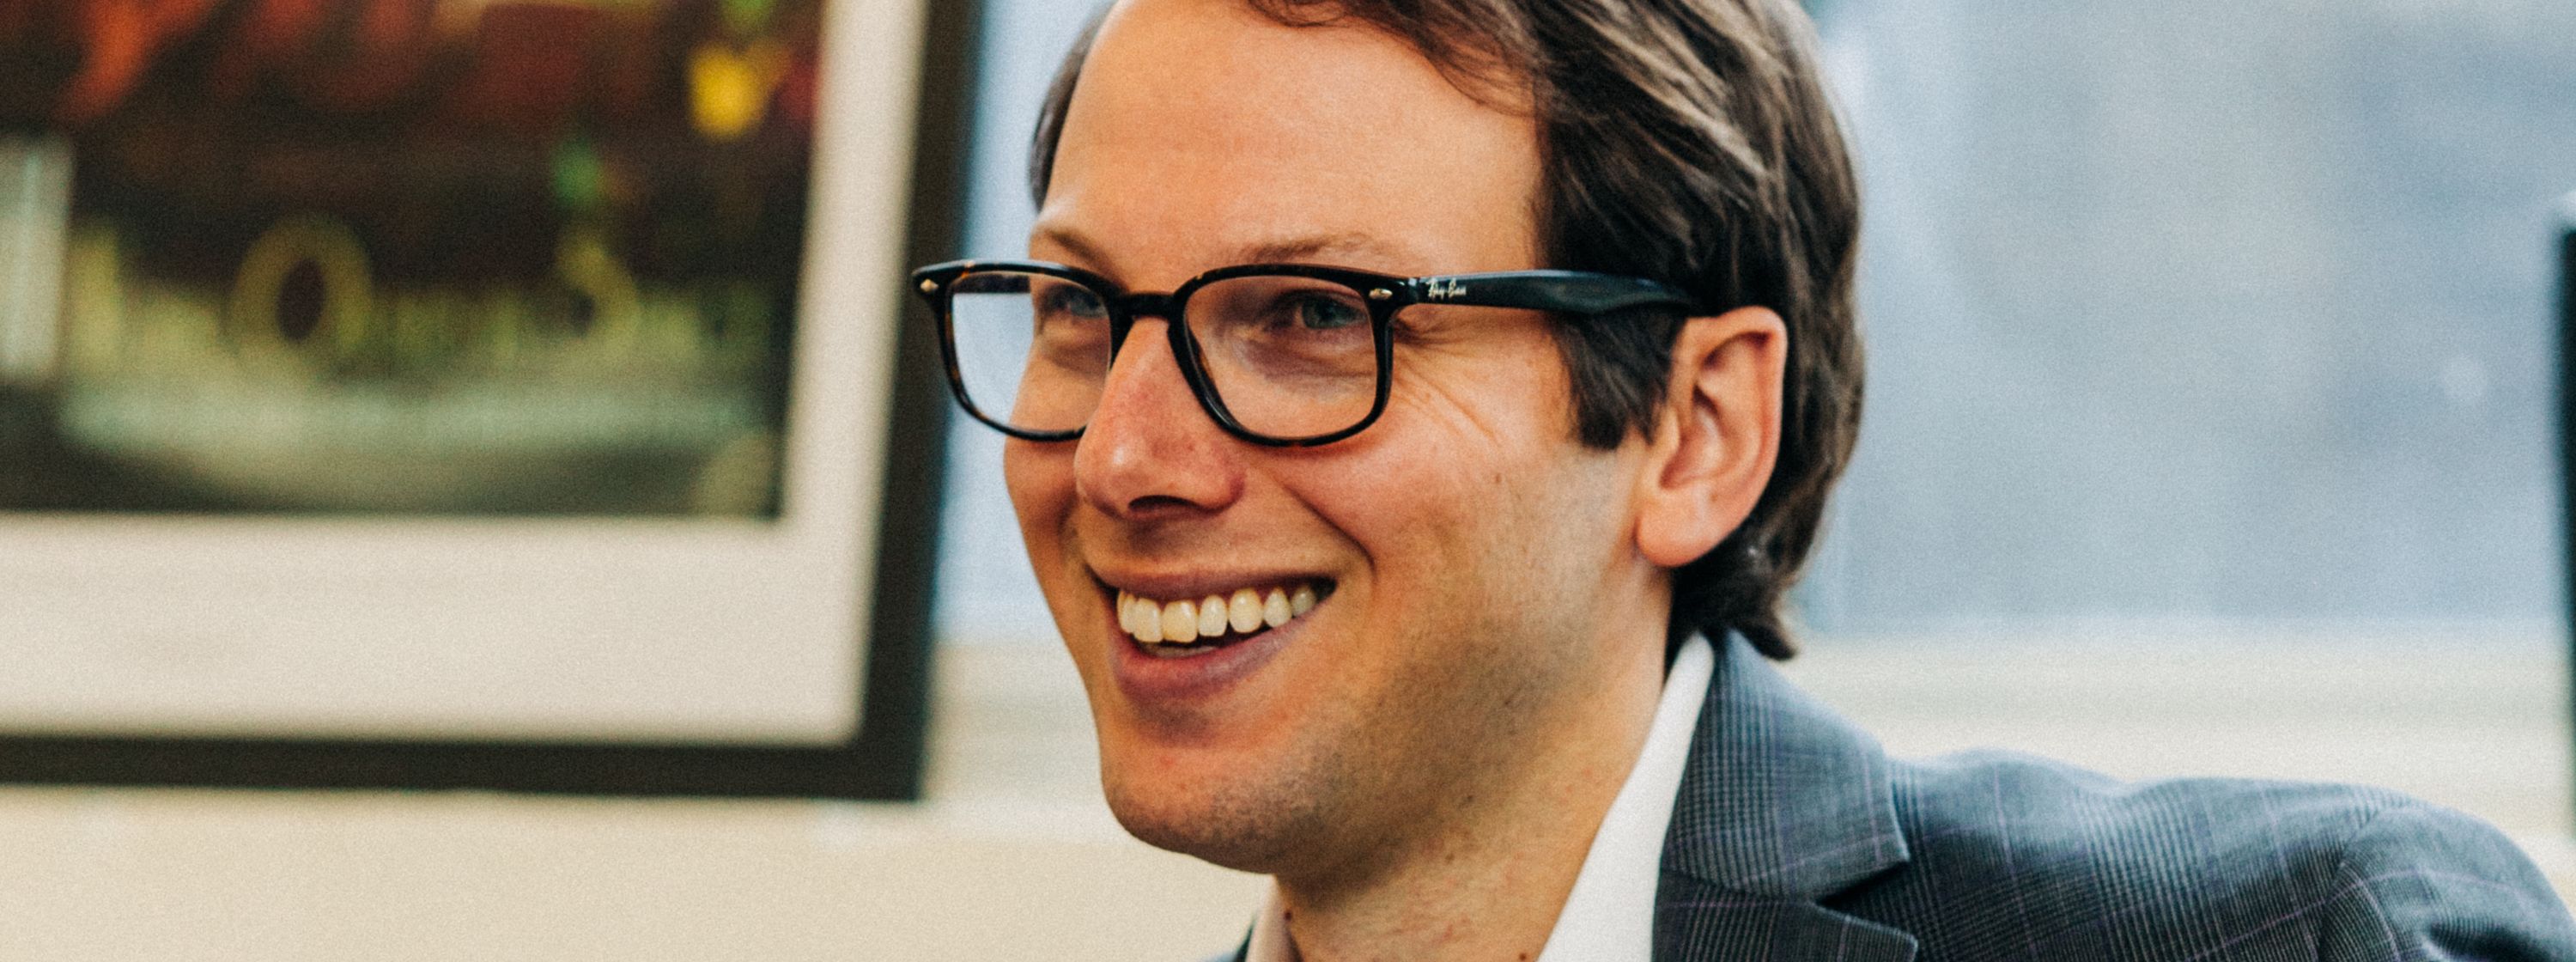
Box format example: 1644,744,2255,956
911,259,1697,447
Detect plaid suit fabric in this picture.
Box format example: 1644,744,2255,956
1654,637,2576,961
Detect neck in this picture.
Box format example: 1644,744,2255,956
1272,627,1668,962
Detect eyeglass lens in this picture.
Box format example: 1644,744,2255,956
946,269,1382,441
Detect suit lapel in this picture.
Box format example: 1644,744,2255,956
1655,872,1916,962
1655,636,1917,962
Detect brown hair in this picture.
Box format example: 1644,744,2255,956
1029,0,1863,660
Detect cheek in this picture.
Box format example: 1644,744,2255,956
1335,343,1589,537
1305,426,1604,602
1001,441,1071,532
1003,441,1118,699
1001,440,1084,603
1382,326,1582,460
1310,354,1637,637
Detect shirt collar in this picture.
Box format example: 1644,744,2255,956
1245,634,1716,962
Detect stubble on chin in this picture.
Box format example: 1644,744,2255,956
1092,642,1555,886
1097,732,1348,876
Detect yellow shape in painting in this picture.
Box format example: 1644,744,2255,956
689,41,791,142
228,213,374,370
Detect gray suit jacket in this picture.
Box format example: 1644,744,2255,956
1231,636,2576,960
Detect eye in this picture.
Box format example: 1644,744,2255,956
1285,292,1365,331
1036,282,1107,319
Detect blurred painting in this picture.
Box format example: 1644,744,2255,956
0,0,823,515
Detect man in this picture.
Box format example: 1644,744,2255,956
911,0,2576,958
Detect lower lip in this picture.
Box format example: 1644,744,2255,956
1105,601,1306,705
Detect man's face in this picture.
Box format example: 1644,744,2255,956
1009,0,1658,874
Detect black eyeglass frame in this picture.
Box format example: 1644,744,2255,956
911,258,1700,448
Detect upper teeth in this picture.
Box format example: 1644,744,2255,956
1118,583,1319,646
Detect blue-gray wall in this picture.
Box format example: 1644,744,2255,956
939,0,2576,644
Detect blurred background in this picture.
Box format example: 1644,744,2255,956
0,0,815,515
6,0,2576,958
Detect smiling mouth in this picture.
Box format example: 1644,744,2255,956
1113,581,1331,658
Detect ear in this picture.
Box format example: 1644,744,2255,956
1633,307,1787,569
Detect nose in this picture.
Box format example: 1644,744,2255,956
1073,319,1244,520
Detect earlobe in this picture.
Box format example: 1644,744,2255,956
1634,307,1787,569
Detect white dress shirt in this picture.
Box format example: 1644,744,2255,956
1244,634,1716,961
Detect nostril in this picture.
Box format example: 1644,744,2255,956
1125,494,1199,514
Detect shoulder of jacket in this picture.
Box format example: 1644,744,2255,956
1886,746,2409,872
1832,752,2427,948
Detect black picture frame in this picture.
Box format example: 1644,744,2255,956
0,0,978,801
2560,189,2576,826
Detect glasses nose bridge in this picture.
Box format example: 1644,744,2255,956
1110,290,1181,322
1086,288,1218,446
1102,289,1192,365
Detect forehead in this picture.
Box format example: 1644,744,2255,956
1036,0,1542,282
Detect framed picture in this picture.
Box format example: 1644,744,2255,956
0,0,967,798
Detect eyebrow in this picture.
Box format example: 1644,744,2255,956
1030,223,1114,271
1029,225,1428,279
1239,233,1415,267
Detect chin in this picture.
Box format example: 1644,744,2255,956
1097,741,1327,875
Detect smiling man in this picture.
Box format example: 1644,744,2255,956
911,0,2576,959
